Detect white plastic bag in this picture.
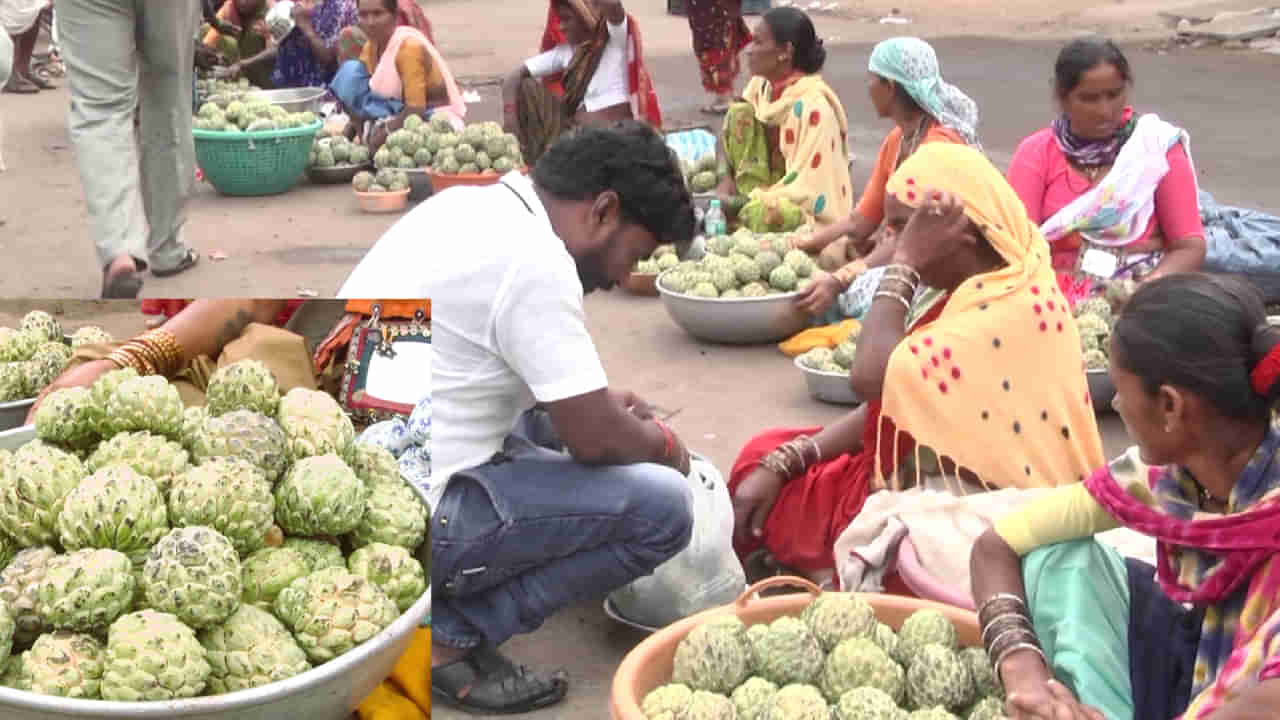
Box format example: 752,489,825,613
607,454,747,629
264,1,297,42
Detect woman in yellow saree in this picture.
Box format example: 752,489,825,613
716,7,852,234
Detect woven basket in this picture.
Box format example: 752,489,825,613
193,121,322,197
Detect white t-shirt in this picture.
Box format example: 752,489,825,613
339,173,610,509
524,17,630,113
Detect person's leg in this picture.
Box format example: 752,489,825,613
20,21,54,89
3,28,36,92
55,0,148,296
431,448,693,711
1124,557,1203,720
135,0,199,276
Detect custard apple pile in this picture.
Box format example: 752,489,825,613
682,152,727,194
657,228,819,299
1073,296,1114,372
0,312,100,402
375,117,524,176
632,243,682,276
194,86,318,133
644,604,1007,720
0,360,430,702
799,333,861,377
308,129,372,170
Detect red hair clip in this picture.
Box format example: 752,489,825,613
1250,344,1280,396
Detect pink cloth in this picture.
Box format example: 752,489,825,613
369,26,466,124
1007,127,1204,271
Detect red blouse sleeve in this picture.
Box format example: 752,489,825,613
1007,132,1049,224
1153,143,1204,243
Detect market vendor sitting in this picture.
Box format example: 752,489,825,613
225,0,358,91
971,273,1280,720
714,7,852,235
201,0,277,89
329,0,467,152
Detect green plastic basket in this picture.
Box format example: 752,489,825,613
193,121,322,197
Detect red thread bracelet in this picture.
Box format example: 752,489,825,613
653,420,675,460
1251,344,1280,396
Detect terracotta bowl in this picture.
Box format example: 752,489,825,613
354,188,410,213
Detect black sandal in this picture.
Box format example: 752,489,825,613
151,249,200,278
432,646,568,715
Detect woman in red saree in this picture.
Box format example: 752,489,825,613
730,144,1106,588
686,0,752,114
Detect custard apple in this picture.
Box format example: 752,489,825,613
687,689,736,719
70,326,113,348
33,387,99,449
198,604,310,694
834,686,907,720
350,442,402,487
906,644,974,712
643,682,694,718
180,405,208,452
277,388,356,462
0,532,15,575
908,709,959,720
0,649,29,689
107,376,184,439
896,610,958,665
57,465,169,565
191,409,289,483
168,458,275,556
273,567,399,663
769,265,799,292
749,616,825,687
240,547,312,610
784,249,816,278
803,593,877,652
762,683,830,720
275,454,367,537
89,367,139,420
0,362,30,401
24,631,105,698
36,549,136,633
0,327,41,361
101,610,211,700
957,648,1001,701
672,615,752,694
733,676,780,720
822,637,905,704
205,359,281,418
0,441,86,546
28,342,73,391
281,538,346,572
0,603,12,673
20,311,62,342
347,543,426,612
348,476,427,550
966,697,1004,720
871,622,900,660
142,527,242,629
86,431,190,497
0,546,58,646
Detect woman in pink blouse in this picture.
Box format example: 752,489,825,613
1007,37,1205,306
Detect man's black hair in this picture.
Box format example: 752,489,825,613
532,121,697,254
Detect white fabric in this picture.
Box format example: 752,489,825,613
0,0,44,35
523,17,630,114
0,29,12,87
1040,113,1196,249
834,483,1159,601
339,172,610,510
607,454,747,629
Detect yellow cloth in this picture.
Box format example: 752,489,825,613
875,144,1106,491
778,319,862,357
356,627,433,719
993,481,1151,555
360,37,443,109
740,74,853,229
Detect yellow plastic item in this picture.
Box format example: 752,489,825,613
777,319,862,357
356,627,433,720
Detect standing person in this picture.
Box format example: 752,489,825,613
56,0,203,298
686,0,751,115
340,121,698,714
1,0,51,93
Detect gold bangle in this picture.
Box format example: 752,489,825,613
137,329,183,375
885,263,921,284
108,347,148,375
873,290,912,313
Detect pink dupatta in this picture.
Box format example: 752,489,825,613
369,26,466,127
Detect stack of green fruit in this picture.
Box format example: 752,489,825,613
1073,297,1114,372
799,337,859,377
308,129,371,170
658,229,820,299
0,312,112,404
0,359,430,701
193,94,318,134
194,77,257,108
632,244,681,276
352,168,411,194
683,153,727,195
642,598,1008,720
373,116,525,176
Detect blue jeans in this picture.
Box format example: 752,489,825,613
431,410,695,650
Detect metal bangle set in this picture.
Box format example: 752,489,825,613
760,434,821,480
873,263,920,313
106,329,184,378
978,593,1047,687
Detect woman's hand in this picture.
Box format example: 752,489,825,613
24,359,119,424
890,189,973,271
795,271,843,316
611,389,656,421
732,464,785,545
1006,679,1106,720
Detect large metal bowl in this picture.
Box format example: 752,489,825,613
0,398,34,431
0,425,432,720
794,356,861,405
1087,369,1116,414
244,87,328,114
656,269,810,345
306,163,370,185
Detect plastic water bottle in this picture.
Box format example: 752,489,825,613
704,199,726,237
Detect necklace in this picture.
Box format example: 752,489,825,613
1193,478,1227,510
1076,163,1107,184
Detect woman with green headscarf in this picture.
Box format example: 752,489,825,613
792,37,980,319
